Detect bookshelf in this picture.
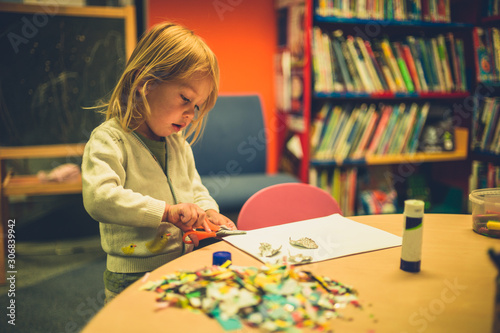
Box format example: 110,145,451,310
275,0,475,215
468,0,500,193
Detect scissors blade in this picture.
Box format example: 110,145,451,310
216,230,247,237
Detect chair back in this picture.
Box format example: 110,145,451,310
237,183,343,230
191,95,266,176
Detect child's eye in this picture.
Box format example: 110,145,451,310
181,95,190,103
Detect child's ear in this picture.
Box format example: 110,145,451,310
136,82,148,96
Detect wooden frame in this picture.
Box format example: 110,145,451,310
0,3,137,59
0,4,136,284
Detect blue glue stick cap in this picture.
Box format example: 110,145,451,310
213,251,231,266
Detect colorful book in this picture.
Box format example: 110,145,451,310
346,35,375,92
418,37,437,91
366,104,392,154
364,40,390,91
310,103,332,154
473,27,495,82
408,102,431,153
455,39,467,91
436,34,454,91
336,31,364,92
379,103,405,154
373,48,397,92
430,38,446,91
330,31,354,91
356,37,384,92
352,107,380,158
402,43,421,92
349,103,376,158
406,36,429,92
445,33,462,92
492,28,500,81
379,38,407,92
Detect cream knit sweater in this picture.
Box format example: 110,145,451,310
82,118,219,273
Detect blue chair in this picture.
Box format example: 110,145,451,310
191,94,299,214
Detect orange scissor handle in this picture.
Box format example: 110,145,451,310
182,219,221,244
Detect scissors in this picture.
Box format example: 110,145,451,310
182,219,246,245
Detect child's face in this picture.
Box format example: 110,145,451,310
137,73,212,140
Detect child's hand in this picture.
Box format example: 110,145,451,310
206,209,237,230
163,203,211,233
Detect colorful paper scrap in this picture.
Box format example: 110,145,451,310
141,263,362,331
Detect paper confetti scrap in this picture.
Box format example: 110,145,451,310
259,242,282,257
289,237,319,249
141,263,361,332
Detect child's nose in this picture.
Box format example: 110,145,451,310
183,108,195,119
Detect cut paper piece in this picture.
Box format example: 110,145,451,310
224,214,402,264
141,263,362,332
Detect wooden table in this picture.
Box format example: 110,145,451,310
83,214,500,332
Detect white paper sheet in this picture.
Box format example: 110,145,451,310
224,213,402,264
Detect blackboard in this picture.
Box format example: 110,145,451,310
0,4,136,146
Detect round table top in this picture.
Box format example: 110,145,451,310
83,214,500,333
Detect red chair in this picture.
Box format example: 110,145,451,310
236,183,343,230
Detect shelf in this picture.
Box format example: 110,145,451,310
470,149,500,160
314,92,470,99
0,143,86,159
481,15,500,23
3,175,82,196
476,81,500,88
311,128,468,167
0,143,85,197
314,15,474,28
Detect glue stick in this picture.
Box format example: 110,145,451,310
400,199,424,273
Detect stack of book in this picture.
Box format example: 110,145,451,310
310,102,432,161
309,167,358,216
316,0,451,22
483,0,500,18
469,161,500,194
312,28,467,95
473,27,500,83
471,97,500,154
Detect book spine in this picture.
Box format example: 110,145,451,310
394,42,421,92
356,37,385,92
430,38,446,91
446,32,462,92
492,28,500,81
388,103,409,154
418,38,436,91
346,104,369,158
487,100,500,152
331,34,354,91
374,48,398,92
353,107,379,158
409,102,430,153
367,105,393,154
436,34,454,91
347,35,375,92
364,40,390,91
400,103,420,153
339,34,364,92
455,39,467,91
407,36,429,92
380,39,407,92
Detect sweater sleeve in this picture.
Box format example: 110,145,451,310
82,128,165,228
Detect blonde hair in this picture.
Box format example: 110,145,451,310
105,22,219,143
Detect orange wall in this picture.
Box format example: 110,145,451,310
147,0,278,172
